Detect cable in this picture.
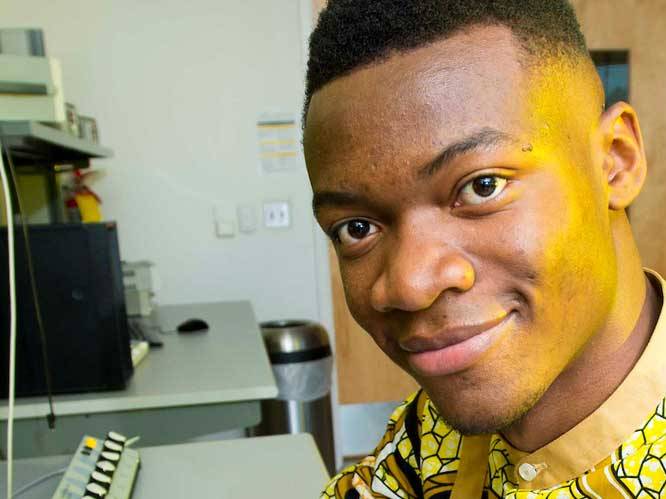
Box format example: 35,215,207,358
1,141,57,428
0,141,17,499
12,467,67,497
125,435,141,447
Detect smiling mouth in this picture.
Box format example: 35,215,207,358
400,312,515,377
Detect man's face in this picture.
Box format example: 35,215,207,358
304,26,618,433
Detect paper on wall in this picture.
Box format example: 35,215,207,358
257,112,301,173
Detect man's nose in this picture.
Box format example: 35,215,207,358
369,230,475,313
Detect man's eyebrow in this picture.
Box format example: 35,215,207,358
312,191,371,217
417,127,518,179
312,128,518,216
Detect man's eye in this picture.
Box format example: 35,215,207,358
331,219,378,246
458,175,508,205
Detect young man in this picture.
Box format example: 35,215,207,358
302,1,665,498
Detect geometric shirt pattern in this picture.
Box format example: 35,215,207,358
321,389,666,498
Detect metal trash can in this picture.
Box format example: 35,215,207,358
255,320,335,475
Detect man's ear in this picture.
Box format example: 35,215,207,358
598,102,647,210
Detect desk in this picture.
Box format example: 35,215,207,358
0,302,278,458
2,434,329,498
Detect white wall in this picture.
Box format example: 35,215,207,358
2,0,331,324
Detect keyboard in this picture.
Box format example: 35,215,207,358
51,432,140,499
127,318,163,347
130,340,150,367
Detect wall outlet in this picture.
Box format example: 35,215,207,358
263,201,290,228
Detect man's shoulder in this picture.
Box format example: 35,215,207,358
375,388,458,453
320,389,463,499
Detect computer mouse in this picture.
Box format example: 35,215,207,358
177,318,209,333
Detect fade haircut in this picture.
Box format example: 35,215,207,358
304,0,589,117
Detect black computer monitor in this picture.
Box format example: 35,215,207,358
0,222,133,397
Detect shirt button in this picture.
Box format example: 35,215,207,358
518,463,539,481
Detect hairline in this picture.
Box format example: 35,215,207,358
302,22,594,129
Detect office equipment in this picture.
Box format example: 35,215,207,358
127,317,163,347
64,102,79,136
124,288,153,317
0,121,112,169
1,301,278,458
3,434,326,499
0,56,65,122
0,29,46,57
51,432,140,499
122,261,156,317
78,116,99,143
0,223,134,398
177,318,209,333
0,78,114,496
0,93,66,123
130,340,150,367
0,54,57,95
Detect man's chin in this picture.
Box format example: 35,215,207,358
425,386,545,436
440,411,520,436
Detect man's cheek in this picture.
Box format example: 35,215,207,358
343,293,399,356
350,306,385,347
341,266,377,316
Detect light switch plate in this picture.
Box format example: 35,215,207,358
237,204,257,233
215,220,235,238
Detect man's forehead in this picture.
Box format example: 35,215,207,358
306,25,523,120
304,28,603,179
304,26,529,167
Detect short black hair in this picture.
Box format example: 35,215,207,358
304,0,588,117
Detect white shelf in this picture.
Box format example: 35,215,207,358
0,120,113,167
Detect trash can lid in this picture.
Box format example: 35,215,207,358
259,320,331,363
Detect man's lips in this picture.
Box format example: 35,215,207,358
399,312,514,377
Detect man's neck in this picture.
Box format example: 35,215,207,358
500,271,662,453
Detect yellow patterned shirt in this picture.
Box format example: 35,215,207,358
322,270,666,499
